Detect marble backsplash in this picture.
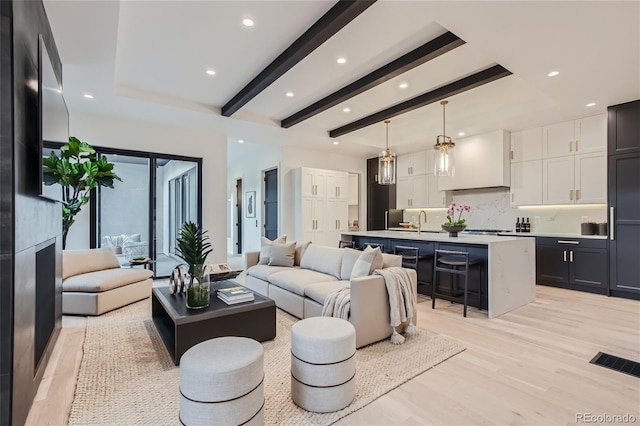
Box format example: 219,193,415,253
404,188,607,235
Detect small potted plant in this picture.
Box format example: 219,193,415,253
442,202,471,237
176,222,213,309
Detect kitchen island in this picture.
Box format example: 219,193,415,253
341,230,536,318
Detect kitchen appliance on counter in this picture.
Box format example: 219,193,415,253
385,209,404,230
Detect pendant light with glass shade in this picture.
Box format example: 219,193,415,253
378,120,396,185
434,100,455,177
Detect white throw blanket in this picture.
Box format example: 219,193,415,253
321,287,351,320
374,267,418,344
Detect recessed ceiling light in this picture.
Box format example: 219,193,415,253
333,141,339,145
206,69,216,76
242,18,254,27
458,132,465,137
238,139,244,144
547,71,559,77
399,82,409,89
336,57,347,64
83,93,94,99
342,107,351,113
586,102,596,107
286,91,294,97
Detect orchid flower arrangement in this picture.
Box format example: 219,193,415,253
445,202,471,226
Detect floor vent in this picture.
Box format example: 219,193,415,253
590,352,640,378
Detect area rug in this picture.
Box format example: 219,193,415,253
68,300,464,426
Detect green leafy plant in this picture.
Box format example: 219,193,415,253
176,221,212,278
42,137,121,248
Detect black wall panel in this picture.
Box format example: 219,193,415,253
1,1,64,424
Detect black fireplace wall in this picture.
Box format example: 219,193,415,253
0,1,63,425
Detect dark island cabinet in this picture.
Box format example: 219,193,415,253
608,100,640,299
536,237,608,294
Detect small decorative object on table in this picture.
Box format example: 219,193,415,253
442,202,471,237
129,256,151,264
176,221,213,309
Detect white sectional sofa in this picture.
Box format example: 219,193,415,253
244,244,417,348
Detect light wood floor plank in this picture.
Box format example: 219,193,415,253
26,285,639,425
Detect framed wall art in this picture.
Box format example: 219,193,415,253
245,191,256,218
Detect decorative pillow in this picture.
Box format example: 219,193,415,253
294,241,311,266
269,242,296,267
259,235,286,265
127,233,142,242
341,247,361,280
350,246,382,279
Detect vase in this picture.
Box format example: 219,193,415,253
186,264,210,309
441,224,466,237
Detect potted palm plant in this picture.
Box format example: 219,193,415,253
176,221,213,309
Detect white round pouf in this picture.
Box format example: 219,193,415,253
291,317,356,413
179,337,264,425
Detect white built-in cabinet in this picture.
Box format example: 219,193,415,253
397,151,428,178
542,114,607,158
511,113,606,206
295,167,349,247
396,149,447,208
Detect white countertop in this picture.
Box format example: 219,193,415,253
497,232,607,240
342,230,522,245
385,228,608,240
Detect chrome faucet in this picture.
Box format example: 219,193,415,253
418,210,427,235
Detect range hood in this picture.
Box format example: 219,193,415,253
438,129,510,191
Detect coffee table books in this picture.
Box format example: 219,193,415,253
218,286,254,305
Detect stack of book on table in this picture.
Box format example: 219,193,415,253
217,286,254,305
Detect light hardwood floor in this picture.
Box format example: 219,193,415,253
26,286,639,425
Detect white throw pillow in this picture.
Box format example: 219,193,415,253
269,242,296,267
350,246,382,279
259,235,286,265
341,248,361,280
294,241,311,266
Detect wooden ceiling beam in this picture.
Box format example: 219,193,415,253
280,31,465,128
221,0,376,117
328,64,512,138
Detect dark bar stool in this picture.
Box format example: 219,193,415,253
393,245,419,270
431,249,483,317
339,240,355,249
363,242,384,252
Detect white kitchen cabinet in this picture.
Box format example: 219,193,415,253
295,167,349,246
542,156,575,204
511,127,542,162
301,197,326,243
510,160,542,206
396,175,427,208
301,168,326,198
397,151,427,178
426,149,435,175
543,114,606,158
543,121,574,158
326,171,348,199
426,175,448,207
574,114,607,154
574,152,607,203
348,173,359,205
325,199,349,245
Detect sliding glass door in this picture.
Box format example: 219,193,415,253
156,159,199,277
98,154,150,264
92,149,201,278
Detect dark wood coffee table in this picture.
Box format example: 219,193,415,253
151,281,276,365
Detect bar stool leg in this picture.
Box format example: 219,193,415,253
463,264,468,317
431,266,437,310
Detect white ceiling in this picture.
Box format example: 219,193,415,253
43,0,640,157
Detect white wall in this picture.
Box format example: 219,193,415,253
404,188,607,234
67,112,228,263
281,146,368,240
227,142,283,253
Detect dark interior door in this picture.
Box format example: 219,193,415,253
264,169,278,240
236,179,242,254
